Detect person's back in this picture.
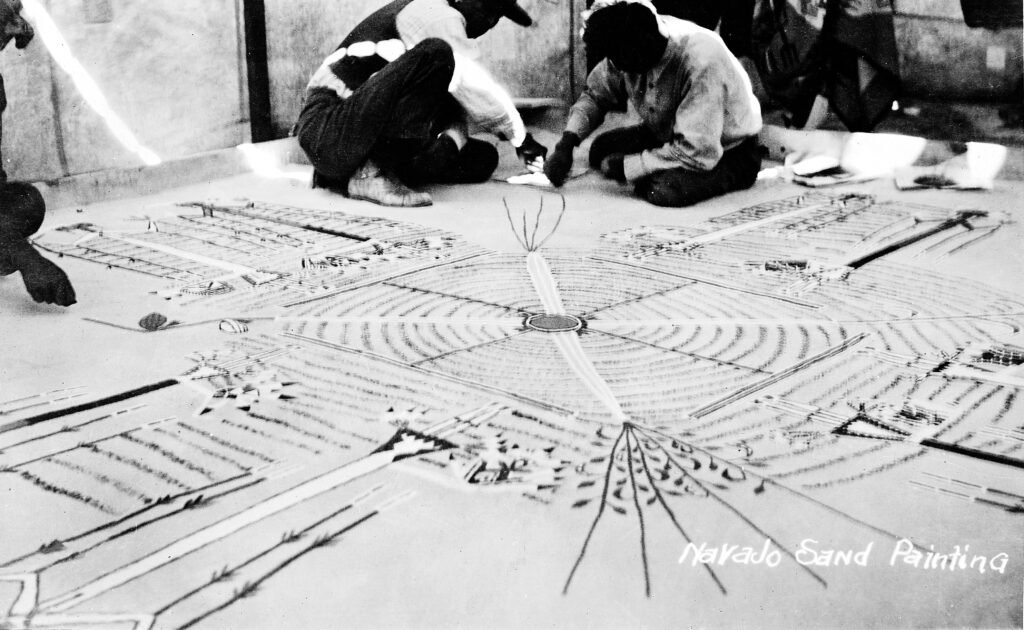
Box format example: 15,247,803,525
309,0,415,100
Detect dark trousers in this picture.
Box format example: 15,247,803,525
589,125,762,207
0,73,7,183
295,38,457,186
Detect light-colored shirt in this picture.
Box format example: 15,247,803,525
308,0,525,146
397,0,525,145
565,15,762,182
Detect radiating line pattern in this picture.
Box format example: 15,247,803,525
6,193,1023,626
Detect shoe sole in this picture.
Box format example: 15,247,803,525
348,193,433,208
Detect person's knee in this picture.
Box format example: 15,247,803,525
736,156,761,190
457,139,499,182
405,38,455,94
725,139,763,190
0,182,45,237
588,126,655,169
588,132,616,169
412,38,455,69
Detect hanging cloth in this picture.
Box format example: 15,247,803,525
750,0,829,128
751,0,900,131
822,0,901,131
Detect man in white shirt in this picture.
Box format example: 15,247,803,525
296,0,546,207
545,1,763,207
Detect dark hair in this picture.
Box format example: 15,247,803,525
583,3,660,64
0,182,46,237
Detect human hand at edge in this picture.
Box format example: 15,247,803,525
515,133,548,173
15,243,77,306
543,132,580,187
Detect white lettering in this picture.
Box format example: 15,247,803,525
890,538,920,567
797,539,873,566
990,553,1009,574
795,538,819,565
678,542,711,566
679,540,781,568
853,543,873,567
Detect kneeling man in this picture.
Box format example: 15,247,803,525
545,0,762,207
296,0,546,207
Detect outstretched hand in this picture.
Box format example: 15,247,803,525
516,133,548,173
17,246,77,306
543,132,580,187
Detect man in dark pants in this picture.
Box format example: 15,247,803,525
545,1,762,207
296,0,546,207
0,0,35,184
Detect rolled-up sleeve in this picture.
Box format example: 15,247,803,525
397,0,525,145
565,61,627,141
448,53,526,145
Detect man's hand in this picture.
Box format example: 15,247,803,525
15,244,76,306
515,133,548,173
600,153,626,183
543,132,580,187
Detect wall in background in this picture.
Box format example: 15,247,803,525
0,0,1018,185
1,0,249,183
894,0,1022,100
